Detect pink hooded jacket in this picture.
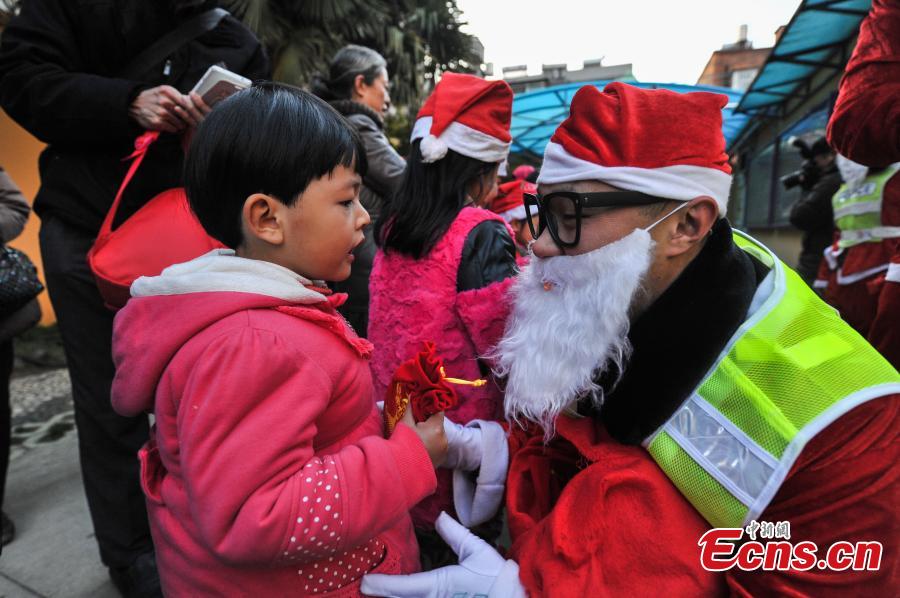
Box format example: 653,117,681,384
111,250,436,597
368,207,515,527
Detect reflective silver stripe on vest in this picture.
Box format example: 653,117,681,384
839,226,900,243
662,393,778,508
833,199,882,219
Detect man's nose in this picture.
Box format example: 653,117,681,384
532,230,562,257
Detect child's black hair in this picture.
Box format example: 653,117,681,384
375,140,497,258
184,82,368,248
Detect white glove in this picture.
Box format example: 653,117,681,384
360,512,526,598
443,419,509,527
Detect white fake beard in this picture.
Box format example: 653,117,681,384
492,228,655,438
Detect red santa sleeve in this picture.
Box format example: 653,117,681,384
827,0,900,166
176,327,436,566
726,395,900,596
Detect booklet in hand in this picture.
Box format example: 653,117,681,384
191,65,251,107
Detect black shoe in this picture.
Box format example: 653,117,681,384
1,512,14,546
109,551,163,598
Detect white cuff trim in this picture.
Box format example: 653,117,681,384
887,262,900,283
453,420,509,527
836,263,890,285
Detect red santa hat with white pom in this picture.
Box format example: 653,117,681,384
538,82,733,216
410,72,513,164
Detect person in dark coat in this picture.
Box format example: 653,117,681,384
788,139,842,286
311,45,406,337
0,2,269,595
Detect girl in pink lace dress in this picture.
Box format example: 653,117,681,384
368,74,517,544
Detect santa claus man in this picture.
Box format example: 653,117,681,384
363,82,900,597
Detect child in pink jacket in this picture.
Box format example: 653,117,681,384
111,83,446,597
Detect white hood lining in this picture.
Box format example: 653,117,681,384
130,249,328,304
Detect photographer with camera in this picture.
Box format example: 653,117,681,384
786,137,842,286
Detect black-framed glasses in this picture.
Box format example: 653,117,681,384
523,191,664,248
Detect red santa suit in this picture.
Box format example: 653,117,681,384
825,0,900,368
505,399,900,597
827,0,900,166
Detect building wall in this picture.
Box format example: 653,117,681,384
0,109,55,324
697,47,770,90
503,62,634,94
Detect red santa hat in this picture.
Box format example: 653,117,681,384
491,180,537,222
538,82,733,216
410,72,513,164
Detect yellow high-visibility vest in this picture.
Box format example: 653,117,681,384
832,165,900,248
645,231,900,528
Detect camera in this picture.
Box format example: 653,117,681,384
780,137,828,191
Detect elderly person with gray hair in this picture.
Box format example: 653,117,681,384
312,45,405,337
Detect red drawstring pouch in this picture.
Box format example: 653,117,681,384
87,131,225,310
383,341,485,434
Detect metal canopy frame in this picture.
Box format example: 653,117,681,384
734,0,871,119
510,81,747,158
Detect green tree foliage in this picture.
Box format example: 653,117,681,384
221,0,480,106
0,1,478,106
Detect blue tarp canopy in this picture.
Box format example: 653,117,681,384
735,0,870,116
510,81,747,157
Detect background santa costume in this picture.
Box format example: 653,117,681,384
490,179,537,260
826,0,900,368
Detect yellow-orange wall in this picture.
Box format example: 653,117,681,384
1,108,55,324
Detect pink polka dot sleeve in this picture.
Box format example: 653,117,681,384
280,456,345,561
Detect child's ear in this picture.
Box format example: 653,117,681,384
242,193,284,246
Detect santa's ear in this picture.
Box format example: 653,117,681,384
667,197,718,256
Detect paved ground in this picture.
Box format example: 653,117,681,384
0,368,119,598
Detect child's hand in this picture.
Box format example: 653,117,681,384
399,407,448,468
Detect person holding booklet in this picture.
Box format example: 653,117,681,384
0,2,268,595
